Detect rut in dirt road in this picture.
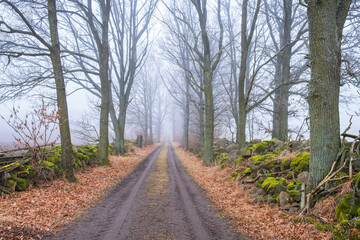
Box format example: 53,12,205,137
46,143,249,240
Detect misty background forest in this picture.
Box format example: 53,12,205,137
0,0,360,239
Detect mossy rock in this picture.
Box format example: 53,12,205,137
333,219,360,240
216,152,229,163
335,194,360,222
274,142,290,154
18,164,35,179
290,152,310,173
287,180,302,190
15,178,28,191
282,157,294,169
356,219,360,230
279,178,287,186
244,168,251,175
247,141,269,154
352,172,360,195
262,177,279,192
40,160,57,171
286,171,294,179
6,179,16,190
315,222,332,232
229,166,246,180
289,190,300,197
249,153,278,165
234,156,244,165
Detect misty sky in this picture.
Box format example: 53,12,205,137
0,0,359,147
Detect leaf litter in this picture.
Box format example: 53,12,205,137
175,146,331,240
0,145,158,240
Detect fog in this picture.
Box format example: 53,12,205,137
0,0,359,151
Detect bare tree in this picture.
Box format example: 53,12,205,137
63,0,157,155
264,0,307,141
188,0,224,163
0,0,76,181
128,64,159,145
108,0,158,154
67,0,111,164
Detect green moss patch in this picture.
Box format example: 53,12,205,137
15,178,28,191
289,190,300,197
247,141,269,153
250,153,278,165
262,177,279,192
335,194,360,222
290,152,310,173
287,180,302,190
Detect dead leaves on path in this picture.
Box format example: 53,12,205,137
0,145,157,239
176,147,331,240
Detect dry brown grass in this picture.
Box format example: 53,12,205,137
175,146,332,240
313,196,336,223
0,144,158,233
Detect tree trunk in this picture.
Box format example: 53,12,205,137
172,110,176,142
272,56,283,139
149,104,153,145
47,0,76,181
184,78,190,151
237,0,249,149
97,0,111,165
307,0,351,188
110,102,126,155
190,0,223,163
144,104,149,145
203,67,214,164
238,97,247,149
278,0,292,141
98,48,110,164
157,103,161,142
199,98,205,153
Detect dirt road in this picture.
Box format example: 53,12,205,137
46,143,249,240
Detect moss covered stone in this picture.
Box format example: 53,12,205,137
290,152,310,173
229,166,245,180
289,190,300,197
244,168,251,175
15,178,28,191
262,177,279,192
282,157,294,169
287,179,302,190
335,194,360,222
18,164,34,178
286,171,293,179
43,160,55,169
279,178,287,186
352,172,360,194
249,153,278,165
234,157,244,165
248,141,269,153
287,181,296,190
333,218,360,240
6,179,16,190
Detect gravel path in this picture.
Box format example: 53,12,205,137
45,143,250,240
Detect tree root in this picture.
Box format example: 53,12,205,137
297,135,360,217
